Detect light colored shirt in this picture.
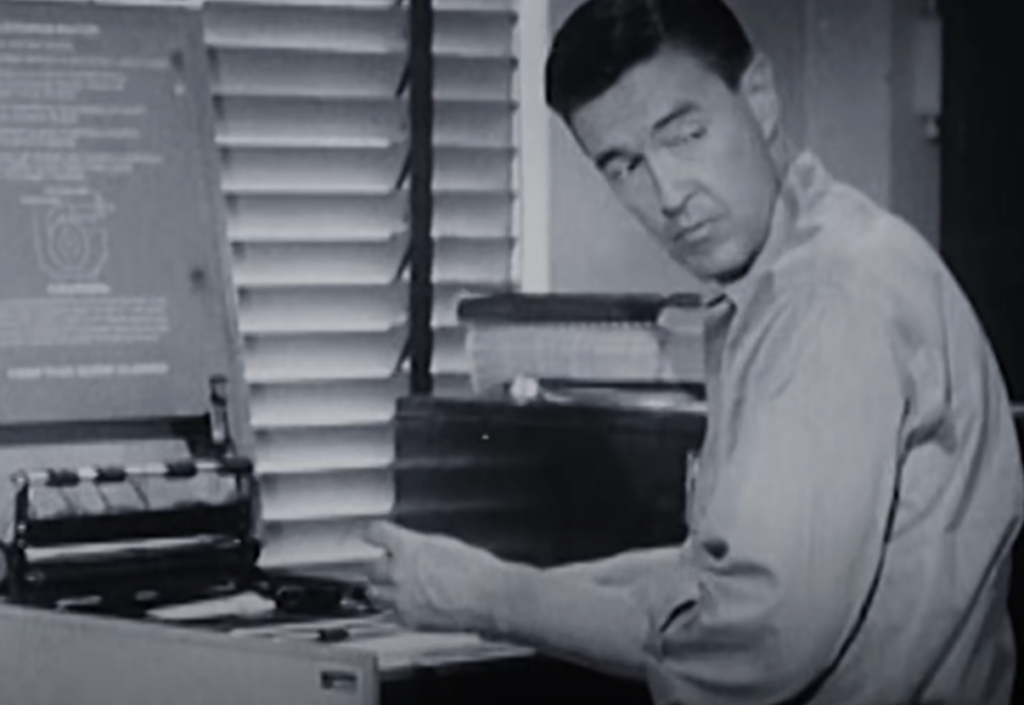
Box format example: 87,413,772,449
634,152,1024,705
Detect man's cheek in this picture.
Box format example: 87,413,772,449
618,187,659,231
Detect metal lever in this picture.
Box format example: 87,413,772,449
209,375,231,452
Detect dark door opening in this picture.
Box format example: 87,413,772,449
940,0,1024,400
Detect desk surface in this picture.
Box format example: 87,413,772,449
0,598,653,705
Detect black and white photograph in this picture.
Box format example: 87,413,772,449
0,1,1019,703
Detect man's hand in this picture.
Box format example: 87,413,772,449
363,521,654,680
362,520,507,633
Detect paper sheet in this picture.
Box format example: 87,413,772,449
146,590,276,622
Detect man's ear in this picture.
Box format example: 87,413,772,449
740,54,780,140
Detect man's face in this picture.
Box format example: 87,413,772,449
569,46,781,283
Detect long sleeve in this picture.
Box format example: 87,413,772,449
637,287,909,705
485,562,653,680
546,546,683,587
362,520,656,681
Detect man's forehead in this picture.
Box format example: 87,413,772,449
568,46,724,156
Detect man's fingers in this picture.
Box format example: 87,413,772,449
362,520,401,549
361,521,416,592
363,519,412,551
365,584,398,612
364,554,394,584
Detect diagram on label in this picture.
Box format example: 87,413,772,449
32,192,112,282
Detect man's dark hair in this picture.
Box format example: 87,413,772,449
545,0,755,121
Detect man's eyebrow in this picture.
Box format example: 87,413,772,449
652,102,699,133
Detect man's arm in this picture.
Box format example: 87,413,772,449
365,288,908,701
363,522,655,679
484,561,654,679
545,546,682,587
634,288,908,704
469,288,909,701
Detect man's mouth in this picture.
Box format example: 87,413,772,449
673,220,715,245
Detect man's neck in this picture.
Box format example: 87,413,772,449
703,133,800,301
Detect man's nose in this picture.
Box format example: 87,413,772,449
647,150,695,220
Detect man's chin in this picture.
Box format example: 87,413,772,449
673,255,744,286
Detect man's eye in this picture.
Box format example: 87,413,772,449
662,123,707,147
605,156,643,181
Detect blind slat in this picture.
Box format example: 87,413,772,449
250,374,470,434
433,0,517,11
255,425,395,474
258,518,382,570
213,49,513,101
245,327,478,380
438,56,515,100
222,148,403,195
244,330,406,382
232,239,405,285
228,192,512,238
238,284,504,335
219,98,514,149
207,0,516,11
435,101,513,147
238,286,406,333
260,467,394,522
204,4,405,53
233,238,512,287
206,4,515,57
250,378,405,430
435,146,515,190
227,222,394,244
212,49,404,98
216,97,405,147
227,192,405,236
222,146,513,194
434,12,516,57
434,192,514,237
434,238,516,283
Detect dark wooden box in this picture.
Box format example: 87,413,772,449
393,396,705,567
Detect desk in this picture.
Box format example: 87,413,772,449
0,601,653,705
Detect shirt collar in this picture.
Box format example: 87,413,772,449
703,149,833,313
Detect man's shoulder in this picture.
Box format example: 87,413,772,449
776,170,947,312
738,168,974,381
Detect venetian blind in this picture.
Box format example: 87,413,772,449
202,0,519,572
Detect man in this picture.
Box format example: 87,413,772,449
364,1,1024,703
